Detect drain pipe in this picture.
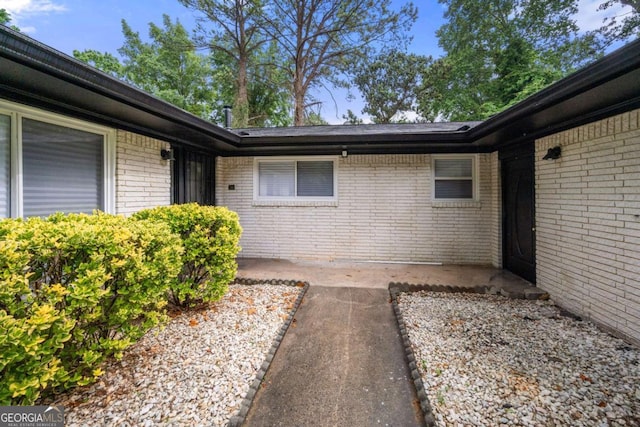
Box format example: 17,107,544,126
223,105,232,129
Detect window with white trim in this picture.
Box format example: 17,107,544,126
255,157,337,200
0,114,10,217
0,100,115,218
432,155,477,200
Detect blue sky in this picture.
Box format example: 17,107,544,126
0,0,631,124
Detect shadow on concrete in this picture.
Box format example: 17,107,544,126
239,258,538,426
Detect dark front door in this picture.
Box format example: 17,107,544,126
502,149,536,283
172,147,215,205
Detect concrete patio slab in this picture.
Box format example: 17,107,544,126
237,258,533,291
238,258,537,426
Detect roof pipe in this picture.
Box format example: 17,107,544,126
223,105,232,129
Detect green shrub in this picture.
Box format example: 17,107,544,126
0,213,183,404
133,203,242,307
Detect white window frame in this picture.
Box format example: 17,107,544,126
253,156,338,202
0,99,116,217
431,154,478,201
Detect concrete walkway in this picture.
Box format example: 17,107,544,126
243,286,424,427
239,258,534,426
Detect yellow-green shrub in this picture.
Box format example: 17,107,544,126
0,213,183,404
133,203,242,307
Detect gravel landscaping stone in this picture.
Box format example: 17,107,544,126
44,283,305,427
396,291,640,427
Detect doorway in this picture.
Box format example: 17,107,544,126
501,146,536,283
172,147,215,205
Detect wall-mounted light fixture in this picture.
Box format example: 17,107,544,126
543,146,561,160
341,150,348,158
161,149,175,161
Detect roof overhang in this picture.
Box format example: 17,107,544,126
469,39,640,150
1,26,639,157
0,27,240,154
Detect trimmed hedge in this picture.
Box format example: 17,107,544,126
0,205,241,404
133,203,242,307
0,213,183,405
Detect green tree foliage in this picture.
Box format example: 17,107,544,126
262,0,417,126
342,109,363,125
74,16,219,122
354,50,432,123
118,16,219,121
303,111,329,126
245,41,293,127
0,8,20,31
598,0,640,45
0,8,11,25
423,0,604,121
72,50,125,79
179,0,282,128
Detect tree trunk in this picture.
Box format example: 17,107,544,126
293,52,307,126
234,54,249,128
293,86,305,126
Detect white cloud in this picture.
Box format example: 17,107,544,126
0,0,66,33
0,0,66,15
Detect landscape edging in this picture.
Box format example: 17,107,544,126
227,278,309,427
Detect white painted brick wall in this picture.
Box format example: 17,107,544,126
115,130,171,216
216,154,500,265
536,108,640,345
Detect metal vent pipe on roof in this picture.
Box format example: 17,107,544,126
223,105,232,129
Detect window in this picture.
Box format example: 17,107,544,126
432,155,477,200
255,157,336,200
0,100,115,218
0,114,10,217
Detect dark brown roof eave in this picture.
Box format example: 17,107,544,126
2,26,640,156
468,38,640,148
0,26,241,153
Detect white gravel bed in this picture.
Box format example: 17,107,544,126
49,284,302,427
397,291,640,427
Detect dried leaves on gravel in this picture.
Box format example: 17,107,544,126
47,284,302,427
398,291,640,427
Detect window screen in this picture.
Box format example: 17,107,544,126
297,161,334,197
259,161,295,197
257,159,335,199
434,157,474,199
22,118,104,217
0,114,10,217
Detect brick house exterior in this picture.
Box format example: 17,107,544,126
216,153,502,265
115,130,172,215
535,109,640,344
1,27,639,345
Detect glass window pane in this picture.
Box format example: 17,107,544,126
435,158,472,178
435,180,473,199
187,159,204,204
297,161,333,197
259,161,294,197
0,114,10,218
22,118,104,217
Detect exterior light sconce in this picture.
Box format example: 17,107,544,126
543,146,561,160
161,149,175,161
341,150,348,158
